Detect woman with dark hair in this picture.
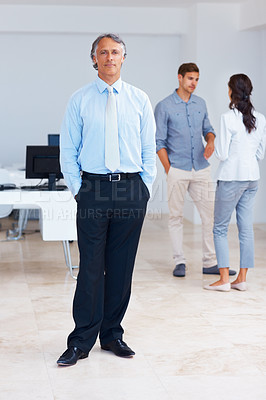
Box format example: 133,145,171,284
204,74,266,292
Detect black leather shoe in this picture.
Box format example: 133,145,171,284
202,265,236,276
57,346,88,366
173,263,186,277
101,339,135,358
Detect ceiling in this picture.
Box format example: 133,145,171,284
0,0,247,7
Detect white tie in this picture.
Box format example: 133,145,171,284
105,86,120,172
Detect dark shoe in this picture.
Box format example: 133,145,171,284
202,265,236,276
173,263,186,277
101,339,135,358
57,346,88,366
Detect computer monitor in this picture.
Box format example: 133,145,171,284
48,134,60,146
25,145,63,190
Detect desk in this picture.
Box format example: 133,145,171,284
0,188,78,278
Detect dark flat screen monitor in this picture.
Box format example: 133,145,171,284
48,134,60,146
26,145,63,190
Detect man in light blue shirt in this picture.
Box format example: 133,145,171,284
57,33,156,366
155,62,236,278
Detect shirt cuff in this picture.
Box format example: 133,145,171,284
71,180,82,197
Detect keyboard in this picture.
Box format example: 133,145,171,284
0,184,17,190
20,185,68,191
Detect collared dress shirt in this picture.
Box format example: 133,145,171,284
215,109,266,181
155,90,215,171
60,76,156,196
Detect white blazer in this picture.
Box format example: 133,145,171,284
215,109,266,181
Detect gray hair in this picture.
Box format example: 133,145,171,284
90,33,127,70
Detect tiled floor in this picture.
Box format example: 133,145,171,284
1,215,266,400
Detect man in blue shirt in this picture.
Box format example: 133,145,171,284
57,33,156,366
155,63,235,278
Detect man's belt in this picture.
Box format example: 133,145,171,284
82,171,140,182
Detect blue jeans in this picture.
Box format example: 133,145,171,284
213,180,258,269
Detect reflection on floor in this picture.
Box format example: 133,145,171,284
1,215,266,400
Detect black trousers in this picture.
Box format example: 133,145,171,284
67,173,149,353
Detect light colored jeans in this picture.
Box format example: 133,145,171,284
167,166,217,268
213,180,258,269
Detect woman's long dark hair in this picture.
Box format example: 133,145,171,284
228,74,256,133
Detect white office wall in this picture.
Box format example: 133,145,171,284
0,5,187,36
240,0,266,30
0,33,93,159
255,29,266,223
